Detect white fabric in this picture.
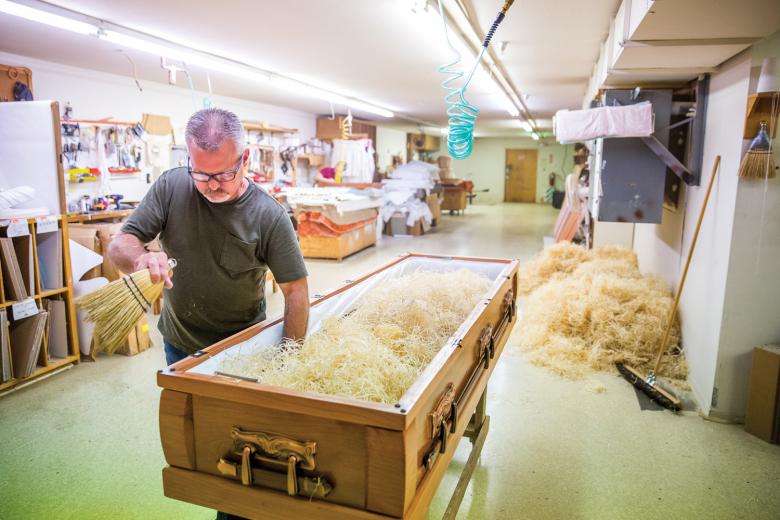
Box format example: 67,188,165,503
330,138,376,183
0,186,35,210
188,256,509,376
554,102,654,143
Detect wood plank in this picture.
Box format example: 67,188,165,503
60,220,81,357
22,355,78,379
50,102,67,215
163,467,395,520
159,372,405,431
365,427,407,517
192,394,369,509
159,389,196,469
66,209,134,223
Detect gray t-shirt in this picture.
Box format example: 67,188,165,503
121,167,307,353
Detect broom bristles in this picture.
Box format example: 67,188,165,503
77,269,164,354
738,149,777,179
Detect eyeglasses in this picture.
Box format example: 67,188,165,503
188,155,243,183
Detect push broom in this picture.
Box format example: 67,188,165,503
616,155,721,412
77,259,177,353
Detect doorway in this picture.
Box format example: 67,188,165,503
505,149,538,203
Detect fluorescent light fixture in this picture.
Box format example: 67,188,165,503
0,0,96,34
521,121,533,132
531,132,540,141
2,0,394,118
101,30,271,84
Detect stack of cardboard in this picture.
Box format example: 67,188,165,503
10,311,48,378
438,155,453,179
117,315,152,356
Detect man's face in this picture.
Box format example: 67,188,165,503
188,140,248,203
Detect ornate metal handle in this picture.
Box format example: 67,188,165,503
424,288,516,470
217,427,331,498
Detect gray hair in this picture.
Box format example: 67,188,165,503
184,107,245,152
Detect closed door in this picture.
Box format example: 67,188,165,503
505,149,538,202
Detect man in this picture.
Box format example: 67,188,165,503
109,107,309,366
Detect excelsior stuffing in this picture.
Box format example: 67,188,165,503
517,243,687,382
220,269,493,404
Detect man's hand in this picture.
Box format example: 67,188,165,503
134,251,174,289
109,233,173,289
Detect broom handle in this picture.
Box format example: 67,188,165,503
653,155,721,374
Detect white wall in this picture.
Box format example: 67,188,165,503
629,49,755,418
0,51,317,141
448,137,574,205
713,32,780,420
375,126,407,173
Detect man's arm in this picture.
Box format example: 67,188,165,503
279,277,309,341
108,233,173,288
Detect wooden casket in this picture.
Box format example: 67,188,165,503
158,253,519,519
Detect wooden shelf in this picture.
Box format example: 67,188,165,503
0,288,69,309
25,355,79,379
40,288,69,298
1,217,81,395
243,122,298,134
67,209,134,223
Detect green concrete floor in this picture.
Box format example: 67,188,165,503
1,204,779,519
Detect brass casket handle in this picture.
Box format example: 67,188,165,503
217,427,332,498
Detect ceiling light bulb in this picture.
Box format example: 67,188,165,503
531,132,540,141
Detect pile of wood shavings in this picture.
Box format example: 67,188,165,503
220,269,493,404
518,243,687,382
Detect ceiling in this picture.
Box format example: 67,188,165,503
0,0,621,136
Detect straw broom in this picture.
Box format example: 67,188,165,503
616,156,721,412
739,121,776,179
77,259,177,354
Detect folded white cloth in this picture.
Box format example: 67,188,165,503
0,186,35,210
554,102,654,143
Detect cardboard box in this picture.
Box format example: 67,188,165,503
118,315,152,356
383,213,408,236
383,213,427,237
745,344,780,444
68,223,125,281
67,226,101,280
426,194,441,226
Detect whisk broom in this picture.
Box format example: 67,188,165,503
77,259,177,353
739,121,776,179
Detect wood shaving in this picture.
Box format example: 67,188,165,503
517,243,687,381
220,269,493,404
